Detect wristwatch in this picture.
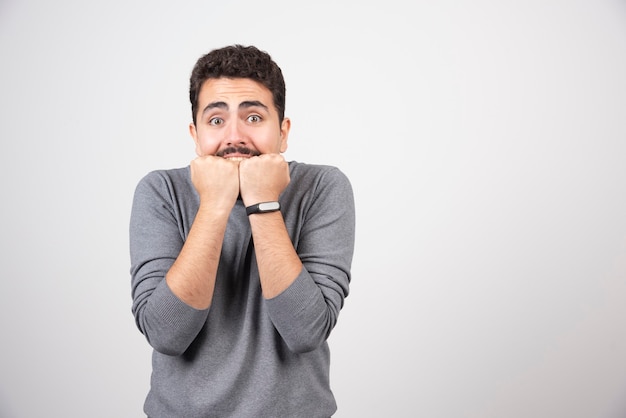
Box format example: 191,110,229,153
246,201,281,215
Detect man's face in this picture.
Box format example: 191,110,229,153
189,77,290,159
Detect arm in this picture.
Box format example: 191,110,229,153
247,211,302,298
240,158,355,352
166,156,239,309
239,154,301,298
129,158,239,355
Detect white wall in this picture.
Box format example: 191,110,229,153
1,1,625,417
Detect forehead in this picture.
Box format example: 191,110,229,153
198,77,274,107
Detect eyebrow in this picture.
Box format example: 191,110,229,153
201,100,269,117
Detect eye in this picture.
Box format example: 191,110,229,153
247,114,262,123
209,117,224,126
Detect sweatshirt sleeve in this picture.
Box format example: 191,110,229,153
129,170,209,356
265,166,355,353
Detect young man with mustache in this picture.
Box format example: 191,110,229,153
129,44,355,417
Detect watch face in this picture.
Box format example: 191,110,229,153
258,202,280,211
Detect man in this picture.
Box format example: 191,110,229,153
129,44,355,417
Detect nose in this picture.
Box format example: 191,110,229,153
224,119,248,147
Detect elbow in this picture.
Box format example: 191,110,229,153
278,303,339,353
137,316,194,357
287,339,324,354
133,296,207,357
145,332,190,357
283,324,333,354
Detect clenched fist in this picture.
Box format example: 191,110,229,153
239,154,290,207
190,155,240,211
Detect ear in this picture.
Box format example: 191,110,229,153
189,123,202,156
279,117,291,153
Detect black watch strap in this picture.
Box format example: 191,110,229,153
246,201,281,215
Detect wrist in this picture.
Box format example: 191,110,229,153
246,201,281,216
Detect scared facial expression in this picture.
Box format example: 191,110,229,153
189,77,291,160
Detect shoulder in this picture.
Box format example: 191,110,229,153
136,166,190,187
288,161,351,186
286,161,353,204
137,166,190,185
133,166,193,200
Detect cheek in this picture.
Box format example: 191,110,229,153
195,133,221,155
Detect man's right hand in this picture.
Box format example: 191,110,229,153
190,156,240,211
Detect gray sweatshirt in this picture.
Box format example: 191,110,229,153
129,161,355,418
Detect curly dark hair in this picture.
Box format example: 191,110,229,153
189,44,286,125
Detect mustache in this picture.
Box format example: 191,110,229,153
216,146,261,157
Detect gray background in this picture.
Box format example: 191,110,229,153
1,0,626,417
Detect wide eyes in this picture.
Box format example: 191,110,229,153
206,113,262,126
209,115,263,126
208,117,224,126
